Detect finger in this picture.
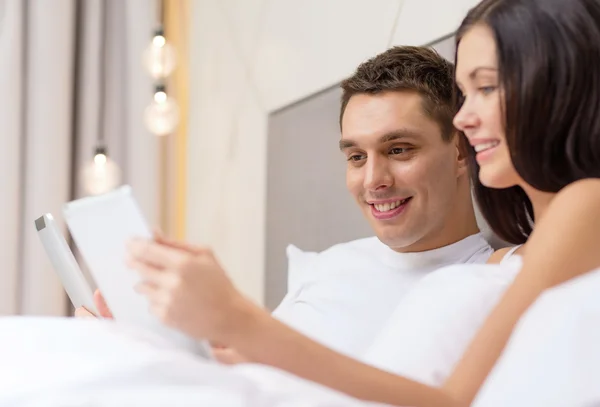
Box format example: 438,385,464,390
152,228,164,239
154,233,207,255
127,238,187,269
128,258,175,288
94,290,113,319
74,306,96,318
134,280,174,314
134,280,161,298
210,340,228,349
212,348,249,365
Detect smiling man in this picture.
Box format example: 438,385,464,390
269,46,494,359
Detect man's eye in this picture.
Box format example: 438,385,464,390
347,154,364,162
390,148,407,155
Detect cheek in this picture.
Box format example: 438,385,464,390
390,152,456,190
346,168,363,197
416,154,460,207
483,99,504,138
479,144,520,188
388,159,420,185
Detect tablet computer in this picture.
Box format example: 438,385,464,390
35,213,98,314
63,185,212,358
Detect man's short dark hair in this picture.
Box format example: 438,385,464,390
339,46,455,140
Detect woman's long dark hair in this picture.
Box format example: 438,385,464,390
455,0,600,245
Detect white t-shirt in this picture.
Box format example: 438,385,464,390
272,233,493,357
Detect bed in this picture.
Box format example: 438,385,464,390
1,267,598,407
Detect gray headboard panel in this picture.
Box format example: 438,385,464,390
265,85,373,309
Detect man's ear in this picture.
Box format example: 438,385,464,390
454,132,469,177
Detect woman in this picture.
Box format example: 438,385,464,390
126,0,600,406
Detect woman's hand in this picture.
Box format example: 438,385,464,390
126,235,248,342
126,235,457,407
211,345,251,365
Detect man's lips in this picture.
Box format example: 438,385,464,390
368,197,413,220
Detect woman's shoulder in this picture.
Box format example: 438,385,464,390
555,178,600,203
542,179,600,226
486,247,514,265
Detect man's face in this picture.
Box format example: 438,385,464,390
340,91,465,251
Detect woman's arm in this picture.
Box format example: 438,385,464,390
128,241,460,406
223,180,600,407
128,180,600,407
226,297,459,407
442,179,600,405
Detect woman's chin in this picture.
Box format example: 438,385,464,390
478,167,518,189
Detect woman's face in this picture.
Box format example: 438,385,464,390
454,24,521,189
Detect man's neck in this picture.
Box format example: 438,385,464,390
392,195,481,253
392,221,480,254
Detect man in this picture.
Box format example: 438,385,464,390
266,45,492,359
78,46,494,363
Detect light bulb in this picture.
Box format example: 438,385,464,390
143,30,177,79
144,92,180,136
154,91,167,104
81,147,122,195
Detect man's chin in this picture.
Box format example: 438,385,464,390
374,232,418,251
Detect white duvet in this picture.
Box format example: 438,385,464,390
0,317,387,407
0,267,598,407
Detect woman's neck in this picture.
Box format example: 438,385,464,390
521,184,556,223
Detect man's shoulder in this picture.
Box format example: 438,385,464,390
285,237,383,291
316,236,385,262
286,237,384,284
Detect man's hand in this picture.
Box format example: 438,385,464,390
73,289,113,318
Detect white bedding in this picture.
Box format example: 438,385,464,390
473,267,600,407
1,268,598,407
0,318,386,407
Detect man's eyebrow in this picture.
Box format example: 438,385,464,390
378,129,421,144
339,139,356,151
340,129,421,151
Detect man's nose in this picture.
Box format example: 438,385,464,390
363,156,393,191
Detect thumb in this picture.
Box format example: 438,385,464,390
153,231,207,255
94,289,114,319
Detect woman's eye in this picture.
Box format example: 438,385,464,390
479,86,497,95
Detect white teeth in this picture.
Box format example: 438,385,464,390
374,198,408,212
474,141,499,152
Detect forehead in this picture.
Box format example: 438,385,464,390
456,24,498,79
341,91,442,144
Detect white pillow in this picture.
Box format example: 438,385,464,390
363,260,521,386
473,267,600,407
285,244,319,293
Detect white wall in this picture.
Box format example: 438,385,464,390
187,0,481,304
